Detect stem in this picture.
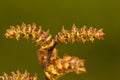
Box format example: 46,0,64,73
44,42,57,80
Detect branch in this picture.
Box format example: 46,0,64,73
44,42,57,80
5,23,105,80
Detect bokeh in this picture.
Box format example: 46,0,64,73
0,0,120,80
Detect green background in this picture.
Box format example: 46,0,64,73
0,0,120,80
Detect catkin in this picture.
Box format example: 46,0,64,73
37,48,86,80
56,24,104,44
0,71,37,80
5,23,56,50
4,23,105,80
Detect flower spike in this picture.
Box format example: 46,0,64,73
37,48,86,80
4,23,105,80
4,23,56,50
56,24,104,44
0,70,37,80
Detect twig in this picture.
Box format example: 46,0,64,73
44,42,57,80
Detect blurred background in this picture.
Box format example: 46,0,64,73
0,0,120,80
